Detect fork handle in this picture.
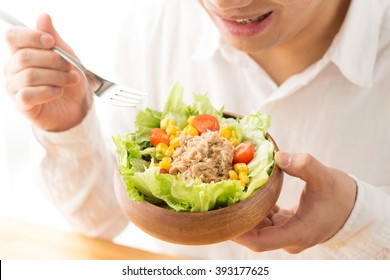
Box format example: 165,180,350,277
0,9,24,26
0,10,87,75
52,46,86,74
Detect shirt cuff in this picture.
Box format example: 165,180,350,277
321,177,390,258
32,102,101,158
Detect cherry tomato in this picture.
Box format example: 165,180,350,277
150,128,169,147
233,141,255,164
192,114,220,135
159,168,169,174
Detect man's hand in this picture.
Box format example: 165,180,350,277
4,13,92,132
234,151,357,253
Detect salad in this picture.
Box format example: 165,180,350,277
113,83,275,212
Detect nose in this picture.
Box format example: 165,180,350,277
208,0,254,10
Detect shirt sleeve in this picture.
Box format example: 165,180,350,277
32,102,129,239
321,178,390,259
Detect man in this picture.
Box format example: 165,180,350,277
4,0,390,259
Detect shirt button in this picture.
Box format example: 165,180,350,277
331,241,345,249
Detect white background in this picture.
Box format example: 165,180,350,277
0,0,148,246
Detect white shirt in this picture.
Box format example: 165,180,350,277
33,0,390,259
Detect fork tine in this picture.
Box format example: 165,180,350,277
117,90,147,100
99,95,138,107
113,93,143,103
119,87,148,97
96,83,148,107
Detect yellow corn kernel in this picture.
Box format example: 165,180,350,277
234,163,248,173
160,118,170,130
219,125,232,139
187,115,195,125
161,156,172,163
169,135,176,141
175,125,181,135
154,162,159,167
165,146,175,157
166,123,177,136
170,137,180,148
230,137,240,146
183,125,198,136
240,180,246,187
231,130,237,138
159,160,171,171
239,171,250,184
156,142,168,154
229,170,238,180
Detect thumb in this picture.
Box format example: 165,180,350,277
275,151,331,192
36,14,69,51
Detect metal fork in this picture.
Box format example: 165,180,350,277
0,10,147,107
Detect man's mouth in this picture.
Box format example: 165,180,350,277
218,11,273,37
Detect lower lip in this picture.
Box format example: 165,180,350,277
219,12,273,37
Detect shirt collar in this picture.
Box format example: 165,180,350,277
324,0,382,87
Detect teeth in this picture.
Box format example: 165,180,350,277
235,19,254,24
234,13,269,24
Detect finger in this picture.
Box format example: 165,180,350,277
234,205,295,250
252,217,274,230
5,48,72,75
265,204,280,221
5,26,55,53
275,151,333,195
232,219,273,244
7,68,80,94
13,86,64,112
271,208,295,226
36,14,71,52
271,204,280,213
234,218,308,253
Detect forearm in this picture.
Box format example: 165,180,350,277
32,103,128,239
322,178,390,259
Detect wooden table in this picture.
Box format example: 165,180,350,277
0,216,183,260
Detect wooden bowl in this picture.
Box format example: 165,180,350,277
114,134,283,245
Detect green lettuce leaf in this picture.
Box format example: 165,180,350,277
162,82,189,129
190,93,224,117
133,108,162,149
128,165,243,212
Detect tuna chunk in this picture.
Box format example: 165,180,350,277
170,131,234,183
